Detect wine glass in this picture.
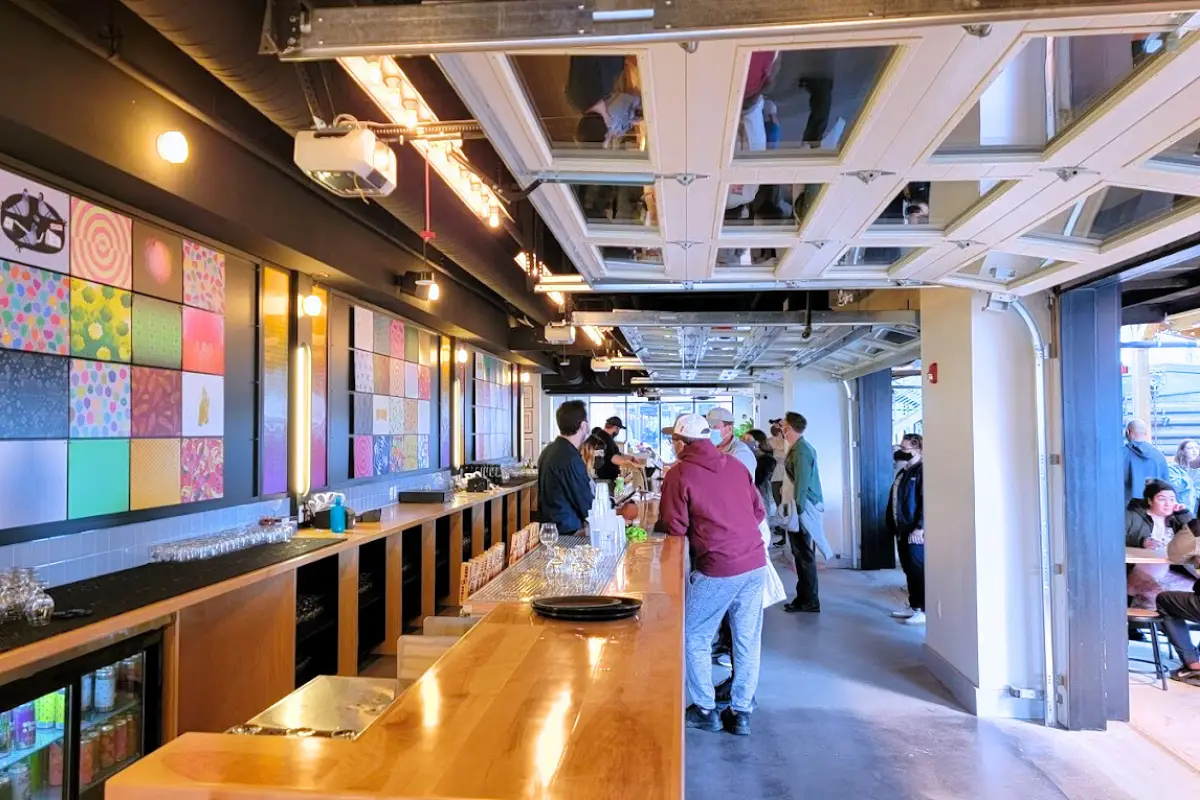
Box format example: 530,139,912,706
539,523,559,549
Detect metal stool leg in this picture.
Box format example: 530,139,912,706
1150,621,1168,691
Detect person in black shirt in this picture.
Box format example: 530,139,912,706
595,416,643,483
536,400,595,536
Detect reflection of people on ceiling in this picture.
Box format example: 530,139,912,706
793,48,887,149
566,55,642,147
878,183,932,225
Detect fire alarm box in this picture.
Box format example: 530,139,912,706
927,362,938,385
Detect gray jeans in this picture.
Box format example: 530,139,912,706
686,567,766,713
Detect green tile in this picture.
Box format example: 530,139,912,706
132,295,182,369
68,439,130,518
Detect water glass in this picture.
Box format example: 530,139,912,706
539,523,559,549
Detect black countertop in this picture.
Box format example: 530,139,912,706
0,538,337,655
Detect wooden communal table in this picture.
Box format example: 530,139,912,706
107,534,687,800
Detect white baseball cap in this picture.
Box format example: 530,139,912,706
661,413,711,439
706,407,735,426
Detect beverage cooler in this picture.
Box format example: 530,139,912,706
0,629,162,799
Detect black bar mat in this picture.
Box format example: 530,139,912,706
0,538,338,654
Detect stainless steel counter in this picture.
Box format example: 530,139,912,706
230,675,400,740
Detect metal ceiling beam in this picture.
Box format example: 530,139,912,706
833,341,923,381
281,0,1200,57
790,326,875,369
572,309,919,327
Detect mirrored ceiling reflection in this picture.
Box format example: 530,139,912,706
572,183,656,227
601,246,663,266
511,54,647,153
957,252,1051,283
831,247,919,272
715,248,785,269
1027,188,1195,244
724,183,822,230
938,33,1167,155
1152,130,1200,170
871,182,988,229
735,46,893,157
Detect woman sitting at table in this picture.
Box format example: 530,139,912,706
1126,478,1196,610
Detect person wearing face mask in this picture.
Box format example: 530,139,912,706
705,408,756,477
658,414,767,736
886,435,926,624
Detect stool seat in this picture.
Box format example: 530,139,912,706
1128,608,1163,620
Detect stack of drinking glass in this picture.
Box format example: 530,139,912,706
149,520,298,563
0,567,55,626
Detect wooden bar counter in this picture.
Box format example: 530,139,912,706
107,535,687,800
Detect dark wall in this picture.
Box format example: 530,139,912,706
857,370,896,570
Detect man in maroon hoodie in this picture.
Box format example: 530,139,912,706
659,414,767,736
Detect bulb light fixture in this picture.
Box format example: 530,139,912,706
456,347,469,364
515,252,565,308
300,293,324,317
340,56,507,232
156,131,189,164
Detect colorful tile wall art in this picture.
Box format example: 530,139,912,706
352,393,373,436
389,320,404,356
260,266,289,495
390,435,404,473
0,174,228,530
182,240,225,313
0,349,69,438
389,358,404,397
130,366,181,438
68,439,130,519
405,362,419,399
182,372,224,438
417,365,432,400
129,438,181,511
131,295,182,369
181,437,223,503
70,278,132,362
389,397,405,434
0,440,67,528
473,350,515,461
0,167,69,273
70,199,131,289
69,359,131,438
373,435,390,476
181,307,224,375
132,221,182,303
353,306,373,350
353,435,372,479
354,350,374,393
373,313,391,356
372,395,390,435
310,287,328,489
345,303,440,479
417,436,430,470
0,261,68,354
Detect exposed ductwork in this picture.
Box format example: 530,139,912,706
119,0,554,324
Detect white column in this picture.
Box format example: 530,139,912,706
919,288,1046,719
782,368,851,565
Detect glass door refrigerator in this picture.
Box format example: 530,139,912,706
0,627,162,799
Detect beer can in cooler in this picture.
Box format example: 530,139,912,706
25,749,42,793
12,704,34,749
0,710,11,756
79,732,96,786
93,667,116,713
47,741,63,787
7,762,29,800
80,672,93,712
112,716,128,763
125,711,140,755
53,690,64,731
33,696,53,731
0,773,13,800
98,724,116,769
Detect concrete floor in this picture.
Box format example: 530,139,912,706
685,562,1200,800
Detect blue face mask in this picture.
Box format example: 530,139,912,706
710,430,724,446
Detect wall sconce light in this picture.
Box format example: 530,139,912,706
156,131,189,164
521,372,530,384
397,270,439,302
299,293,324,317
427,281,440,301
455,347,469,364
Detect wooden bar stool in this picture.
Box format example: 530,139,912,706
1128,608,1168,690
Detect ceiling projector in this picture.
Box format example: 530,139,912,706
294,128,397,198
544,323,576,345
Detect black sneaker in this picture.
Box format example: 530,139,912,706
714,676,732,705
721,707,751,736
783,602,820,613
685,704,722,732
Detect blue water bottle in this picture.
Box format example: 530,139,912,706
329,496,347,534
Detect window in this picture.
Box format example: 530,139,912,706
548,395,736,463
